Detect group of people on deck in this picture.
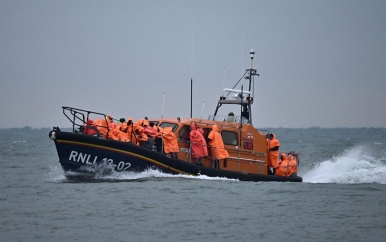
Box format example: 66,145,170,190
82,116,229,168
82,116,180,158
266,133,298,177
189,122,229,167
83,116,296,176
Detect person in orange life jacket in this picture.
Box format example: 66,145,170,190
143,121,156,149
117,118,125,124
106,116,118,140
190,122,208,166
97,118,109,138
130,119,141,145
276,153,289,177
135,119,149,147
83,118,100,136
267,133,280,175
96,116,116,139
154,125,164,152
162,127,179,159
208,124,229,169
122,118,134,143
111,118,130,142
287,152,298,176
276,153,298,177
107,115,117,130
144,122,157,140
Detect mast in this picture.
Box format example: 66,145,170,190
213,49,259,124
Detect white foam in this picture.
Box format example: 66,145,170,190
47,165,67,182
302,146,386,184
48,164,237,182
100,169,236,182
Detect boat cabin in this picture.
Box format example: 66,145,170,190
151,115,268,175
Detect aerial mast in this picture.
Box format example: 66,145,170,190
213,49,259,124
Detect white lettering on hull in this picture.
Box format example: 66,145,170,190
69,150,97,165
68,150,131,171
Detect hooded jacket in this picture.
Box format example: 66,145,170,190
276,153,297,177
190,122,208,159
162,127,179,154
267,133,280,168
208,124,229,160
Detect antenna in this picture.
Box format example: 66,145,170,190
222,67,226,97
162,92,165,118
200,101,205,120
250,48,255,68
190,12,195,118
190,12,195,78
242,26,245,75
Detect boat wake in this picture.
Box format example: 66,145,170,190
302,146,386,184
100,169,237,182
48,165,237,183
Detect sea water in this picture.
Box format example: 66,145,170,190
0,127,385,242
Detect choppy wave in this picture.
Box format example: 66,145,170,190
302,146,386,184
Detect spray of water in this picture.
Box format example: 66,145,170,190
302,146,386,184
48,165,67,182
101,169,235,181
48,165,236,182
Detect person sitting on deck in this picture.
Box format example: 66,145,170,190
111,118,130,142
107,115,117,130
97,116,117,140
83,118,100,136
276,153,297,177
144,121,157,149
287,152,298,176
123,118,134,143
190,122,208,166
208,124,229,169
134,119,149,147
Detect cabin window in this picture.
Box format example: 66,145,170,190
178,125,191,141
159,122,179,132
222,131,238,146
150,121,159,126
243,142,253,150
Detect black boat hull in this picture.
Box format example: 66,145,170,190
50,131,302,182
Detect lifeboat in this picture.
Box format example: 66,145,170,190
49,50,302,182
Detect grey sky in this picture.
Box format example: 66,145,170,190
1,0,385,128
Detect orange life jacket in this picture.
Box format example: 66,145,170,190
144,125,157,139
268,133,280,168
208,124,229,160
276,153,297,176
83,119,98,136
190,122,208,159
162,127,179,154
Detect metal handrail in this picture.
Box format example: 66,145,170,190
62,106,117,140
183,140,266,173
